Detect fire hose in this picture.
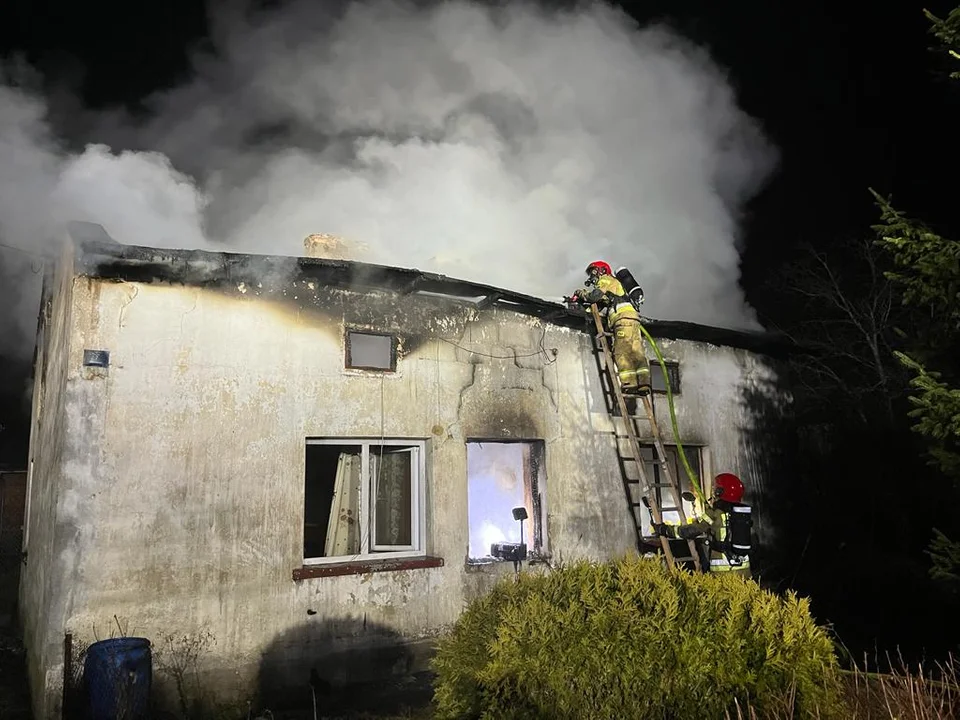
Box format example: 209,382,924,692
635,320,707,511
565,291,708,512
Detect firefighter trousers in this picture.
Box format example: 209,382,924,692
612,319,651,391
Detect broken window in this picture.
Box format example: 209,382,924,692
303,440,423,562
639,445,702,535
466,441,546,563
650,361,681,394
345,330,396,371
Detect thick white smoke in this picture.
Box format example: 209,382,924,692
0,0,778,355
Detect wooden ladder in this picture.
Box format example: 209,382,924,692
588,305,703,572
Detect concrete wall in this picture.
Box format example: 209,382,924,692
22,268,778,717
19,243,77,720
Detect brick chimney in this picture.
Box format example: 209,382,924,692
303,233,349,259
302,233,370,261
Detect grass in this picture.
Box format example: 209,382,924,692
840,657,960,720
725,656,960,720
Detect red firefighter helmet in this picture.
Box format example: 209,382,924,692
586,261,612,276
714,473,745,503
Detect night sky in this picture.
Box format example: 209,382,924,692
4,0,958,238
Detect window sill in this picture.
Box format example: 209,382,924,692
293,555,444,580
465,554,552,572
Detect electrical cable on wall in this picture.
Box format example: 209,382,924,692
437,323,558,366
0,242,44,273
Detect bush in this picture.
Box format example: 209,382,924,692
431,556,845,720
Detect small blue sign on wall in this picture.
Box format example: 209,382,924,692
83,350,110,368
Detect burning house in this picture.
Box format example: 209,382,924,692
18,225,790,718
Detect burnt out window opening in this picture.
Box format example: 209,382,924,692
466,440,547,564
345,330,397,372
650,361,681,394
639,444,703,536
304,439,424,564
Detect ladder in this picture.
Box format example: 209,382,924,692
587,304,703,572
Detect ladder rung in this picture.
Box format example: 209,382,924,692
617,457,664,468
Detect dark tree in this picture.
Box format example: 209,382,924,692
871,5,960,589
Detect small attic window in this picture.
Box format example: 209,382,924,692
651,361,681,394
345,330,396,372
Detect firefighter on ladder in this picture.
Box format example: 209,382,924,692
567,261,652,396
654,472,753,577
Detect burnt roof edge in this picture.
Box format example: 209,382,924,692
68,234,797,358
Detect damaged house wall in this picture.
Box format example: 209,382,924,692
18,239,78,718
18,235,789,719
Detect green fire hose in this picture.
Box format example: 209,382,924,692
636,320,708,512
576,293,709,514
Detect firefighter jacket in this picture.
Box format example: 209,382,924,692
667,499,752,576
705,501,751,575
579,274,640,326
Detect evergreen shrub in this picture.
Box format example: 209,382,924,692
431,556,844,719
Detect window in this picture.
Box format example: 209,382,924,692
345,330,396,371
639,445,702,535
650,361,681,394
466,441,547,563
303,440,424,564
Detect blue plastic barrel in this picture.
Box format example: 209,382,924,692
84,637,152,720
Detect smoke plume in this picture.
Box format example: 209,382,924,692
0,0,778,360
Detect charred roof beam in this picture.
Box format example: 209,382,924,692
66,237,798,358
397,275,425,295
476,292,503,310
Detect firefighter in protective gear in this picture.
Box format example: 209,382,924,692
569,261,652,395
654,472,753,578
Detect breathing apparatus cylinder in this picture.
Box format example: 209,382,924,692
727,503,753,556
615,266,644,310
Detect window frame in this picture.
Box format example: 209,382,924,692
464,439,549,565
650,360,681,395
344,329,398,372
370,445,419,553
303,438,426,566
639,443,705,535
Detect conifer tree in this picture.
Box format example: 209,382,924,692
872,5,960,585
